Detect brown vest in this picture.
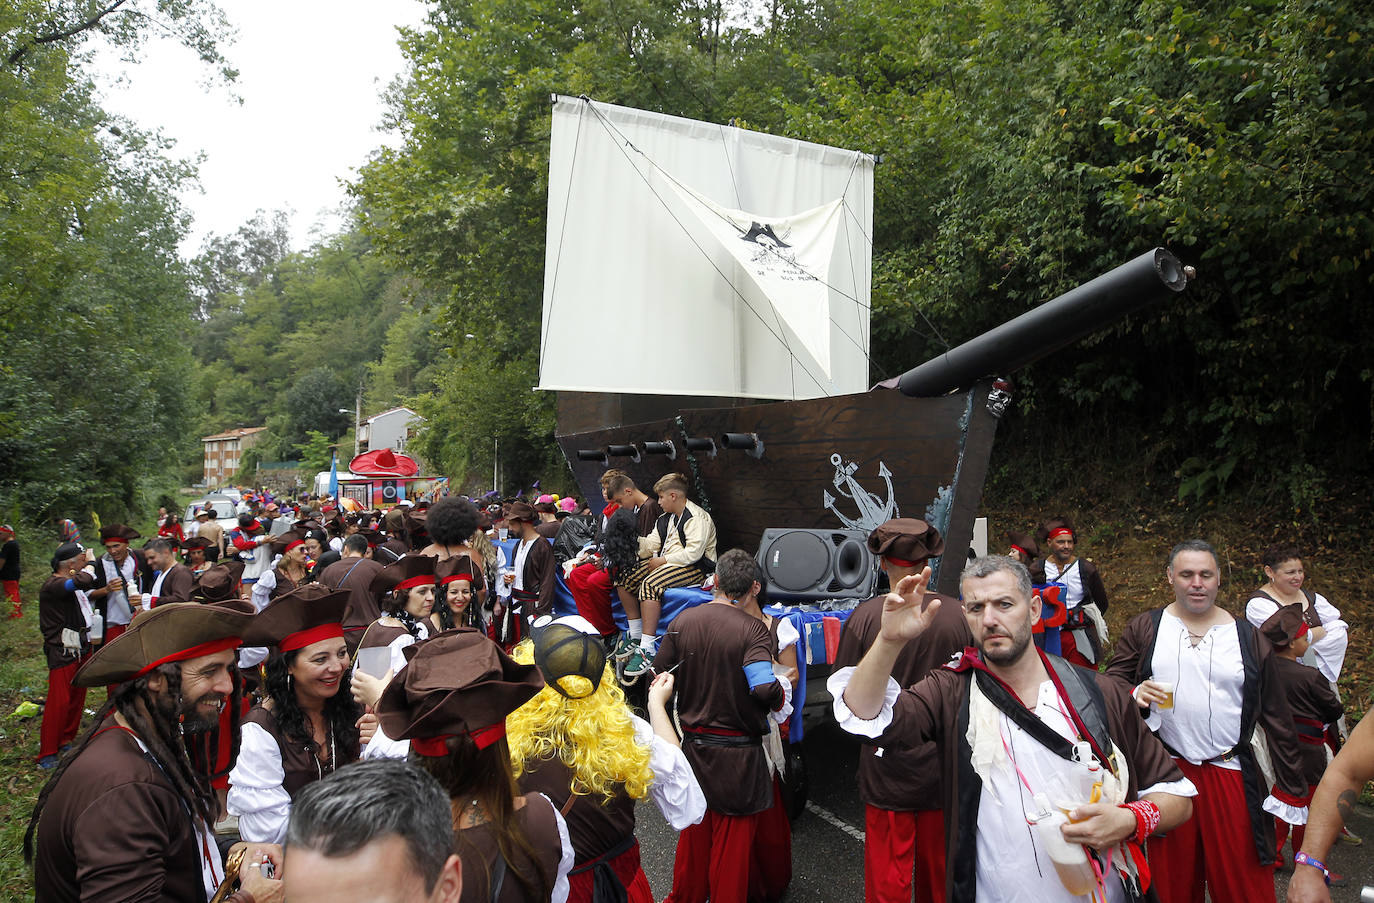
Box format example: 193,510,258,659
243,706,347,799
456,792,564,903
518,757,635,864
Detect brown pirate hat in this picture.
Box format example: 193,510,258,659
75,600,255,687
243,584,349,652
180,536,214,555
193,561,245,603
505,501,538,524
436,554,482,590
269,530,308,557
370,554,438,597
375,630,543,755
99,524,141,545
1260,603,1309,648
1007,531,1039,559
867,518,945,564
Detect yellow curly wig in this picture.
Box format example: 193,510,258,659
506,640,655,803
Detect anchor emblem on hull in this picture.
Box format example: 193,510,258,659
823,454,899,532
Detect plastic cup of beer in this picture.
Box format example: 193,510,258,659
1155,681,1175,710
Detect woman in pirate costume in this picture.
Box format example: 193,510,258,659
249,530,313,611
1245,544,1348,687
436,555,483,632
228,583,362,844
355,555,442,673
420,497,489,606
375,629,575,902
507,617,705,903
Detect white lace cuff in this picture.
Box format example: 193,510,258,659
770,674,794,725
1264,794,1308,826
827,667,900,739
1138,777,1198,799
634,715,706,830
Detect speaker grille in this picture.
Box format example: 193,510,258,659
764,532,832,592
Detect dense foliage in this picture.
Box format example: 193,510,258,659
188,217,442,477
0,0,229,522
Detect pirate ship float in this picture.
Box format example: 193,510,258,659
541,96,1190,595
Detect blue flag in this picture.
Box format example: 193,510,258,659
328,451,339,498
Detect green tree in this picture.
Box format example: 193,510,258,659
285,367,353,447
292,430,337,474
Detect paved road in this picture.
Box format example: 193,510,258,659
633,719,1374,901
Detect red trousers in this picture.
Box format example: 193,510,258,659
1149,759,1276,903
665,808,765,903
864,806,946,903
566,839,654,903
749,777,792,902
1274,815,1306,858
3,578,21,615
102,622,128,696
39,656,88,758
568,562,617,636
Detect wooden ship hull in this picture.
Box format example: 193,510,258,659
556,382,1000,596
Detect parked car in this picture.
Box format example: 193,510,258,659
181,496,239,536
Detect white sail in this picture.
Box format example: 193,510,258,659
540,95,873,400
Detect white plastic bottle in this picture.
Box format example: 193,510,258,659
1031,792,1098,895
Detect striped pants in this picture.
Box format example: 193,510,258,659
617,560,706,603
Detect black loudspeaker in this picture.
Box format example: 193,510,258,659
756,529,877,602
380,480,398,502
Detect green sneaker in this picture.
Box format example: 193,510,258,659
621,645,652,679
612,632,639,661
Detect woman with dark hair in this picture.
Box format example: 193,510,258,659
1246,545,1349,685
228,585,361,844
372,629,574,903
566,507,640,640
299,522,337,578
435,555,481,632
356,555,442,677
421,497,492,614
180,536,215,576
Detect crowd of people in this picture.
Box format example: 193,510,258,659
18,470,1364,903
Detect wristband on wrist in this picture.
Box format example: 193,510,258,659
1118,800,1162,844
1293,851,1331,885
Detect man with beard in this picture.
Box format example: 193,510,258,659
25,600,283,902
832,556,1197,903
501,501,557,642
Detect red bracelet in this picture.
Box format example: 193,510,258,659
1119,800,1161,844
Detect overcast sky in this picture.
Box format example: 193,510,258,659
93,0,428,255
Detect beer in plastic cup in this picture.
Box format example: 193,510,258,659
1155,680,1175,710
